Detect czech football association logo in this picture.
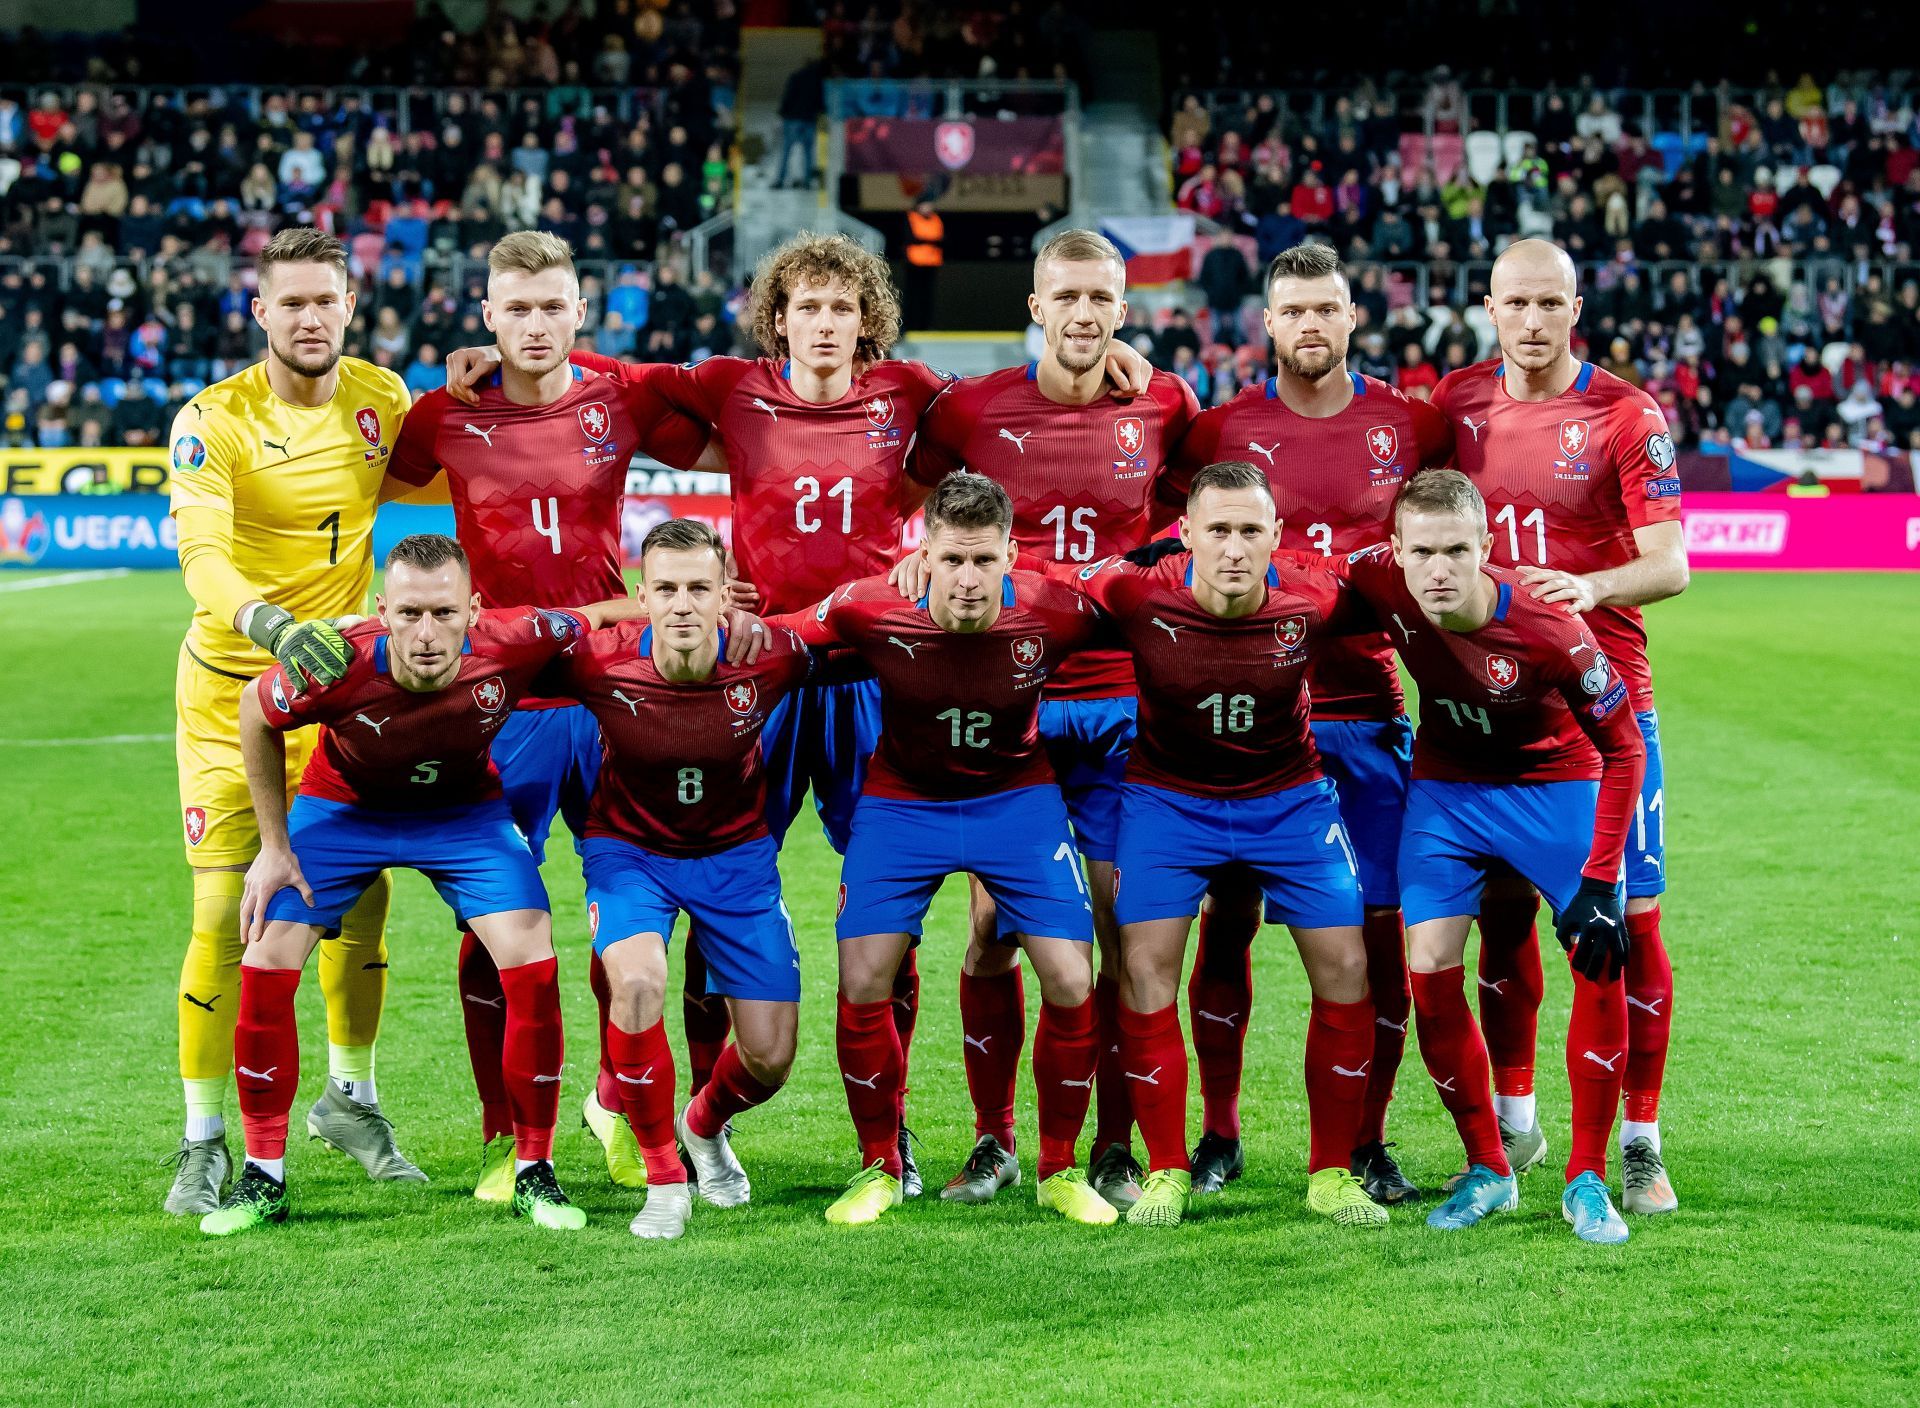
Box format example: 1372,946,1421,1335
579,402,612,443
1012,636,1044,670
183,807,208,846
1559,419,1589,459
472,677,507,713
1275,616,1307,652
1114,417,1145,457
355,408,381,447
1365,425,1399,467
1486,654,1520,690
725,680,759,715
865,395,895,429
935,121,976,171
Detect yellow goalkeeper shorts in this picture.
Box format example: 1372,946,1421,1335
174,644,312,868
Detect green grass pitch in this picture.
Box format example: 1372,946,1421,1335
1,569,1915,1407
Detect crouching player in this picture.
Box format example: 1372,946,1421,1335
772,473,1115,1227
1083,461,1383,1230
1341,471,1646,1243
205,534,628,1235
543,519,817,1242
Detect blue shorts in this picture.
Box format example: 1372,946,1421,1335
1309,716,1413,909
837,786,1095,943
493,705,602,863
1627,709,1667,899
1397,779,1622,927
580,835,800,1002
1115,779,1364,930
1039,695,1137,863
267,795,548,933
760,677,882,854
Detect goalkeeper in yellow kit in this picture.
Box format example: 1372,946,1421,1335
163,229,425,1213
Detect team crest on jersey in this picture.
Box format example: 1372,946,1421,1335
1365,425,1399,467
935,121,976,170
1115,417,1145,457
1012,636,1044,670
579,402,612,443
1275,616,1307,652
1486,654,1520,691
864,395,895,429
472,677,507,713
724,680,759,716
355,408,381,446
1558,419,1590,459
183,807,207,846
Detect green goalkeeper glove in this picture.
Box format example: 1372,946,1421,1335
246,604,353,693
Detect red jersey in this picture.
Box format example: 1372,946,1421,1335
907,364,1199,700
1339,546,1645,881
1072,549,1367,798
1170,371,1453,721
256,607,588,810
579,352,952,615
1432,359,1681,711
773,571,1103,801
545,622,814,857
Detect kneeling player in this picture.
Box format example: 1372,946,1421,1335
205,535,621,1235
545,519,817,1241
773,473,1115,1227
1082,462,1384,1229
1340,473,1645,1243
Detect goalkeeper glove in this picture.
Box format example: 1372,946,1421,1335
246,604,353,693
1554,877,1629,982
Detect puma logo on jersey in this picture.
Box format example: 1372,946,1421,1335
1460,415,1487,442
1246,441,1278,464
1124,1067,1163,1085
1150,617,1181,643
1582,1050,1623,1073
354,714,390,735
462,994,503,1010
842,1071,881,1089
752,397,781,422
886,636,921,657
964,1034,991,1052
1332,1061,1371,1079
615,1067,655,1086
1626,994,1665,1016
1375,1015,1407,1033
998,428,1032,452
262,437,291,458
1057,1073,1095,1089
462,423,498,446
237,1065,278,1081
1477,977,1508,995
611,689,644,714
1196,1009,1239,1028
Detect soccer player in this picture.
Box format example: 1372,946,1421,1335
1432,239,1688,1213
202,534,629,1236
539,519,820,1241
1166,241,1454,1203
164,228,417,1215
771,473,1116,1228
1079,461,1385,1230
1340,471,1646,1244
903,228,1196,1211
387,230,714,1199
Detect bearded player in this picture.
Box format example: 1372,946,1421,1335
901,229,1197,1211
1432,240,1687,1214
164,228,420,1215
1166,241,1453,1204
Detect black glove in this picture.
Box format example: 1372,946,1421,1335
1555,877,1629,982
247,604,353,694
1122,535,1185,567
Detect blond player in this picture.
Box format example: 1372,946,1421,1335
163,229,424,1214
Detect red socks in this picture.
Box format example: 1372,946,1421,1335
499,956,564,1162
607,1018,684,1185
1409,967,1511,1176
1623,905,1672,1123
1355,909,1409,1147
1476,894,1545,1100
1303,995,1375,1173
837,993,904,1176
589,948,623,1111
1187,902,1256,1139
892,946,921,1120
234,966,302,1162
958,966,1025,1150
1565,963,1627,1180
681,931,731,1098
1034,995,1099,1180
1089,973,1132,1153
1117,1000,1189,1173
457,931,510,1142
686,1041,779,1140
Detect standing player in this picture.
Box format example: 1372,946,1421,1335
1082,462,1384,1231
203,535,627,1236
771,473,1115,1228
903,228,1196,1210
543,520,818,1242
1433,239,1688,1213
164,228,418,1215
1341,471,1646,1243
387,231,715,1198
1166,242,1453,1202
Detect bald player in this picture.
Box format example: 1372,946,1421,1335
1432,239,1688,1215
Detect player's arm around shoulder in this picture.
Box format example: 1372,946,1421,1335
1607,386,1689,603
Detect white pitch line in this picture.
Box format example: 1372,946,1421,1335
0,568,133,593
0,733,170,747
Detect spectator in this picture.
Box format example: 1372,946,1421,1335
1195,232,1252,330
1398,341,1439,398
775,58,826,189
1837,378,1885,435
403,343,443,396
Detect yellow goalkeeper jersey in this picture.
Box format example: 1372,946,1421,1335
168,356,410,674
